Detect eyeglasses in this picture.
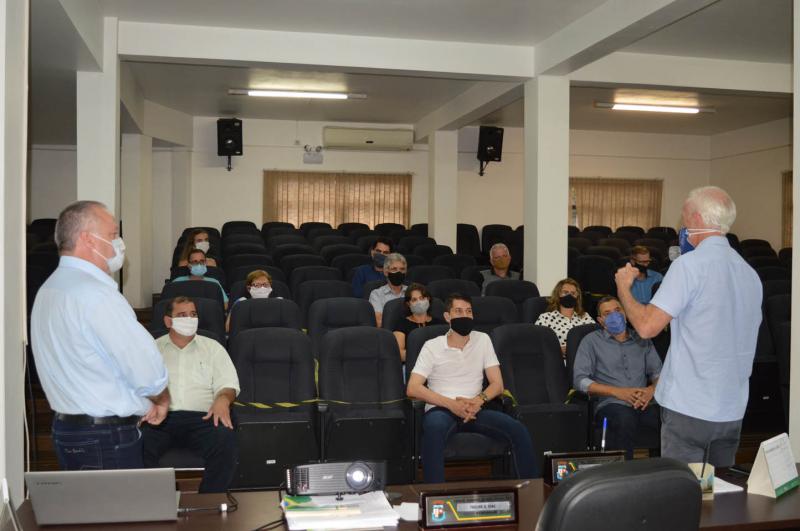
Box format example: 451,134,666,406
188,260,206,266
250,282,270,288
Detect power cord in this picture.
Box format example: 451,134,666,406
178,491,239,515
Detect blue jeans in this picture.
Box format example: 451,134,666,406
421,407,539,483
52,418,144,470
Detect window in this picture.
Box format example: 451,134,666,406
569,178,663,230
783,171,792,248
263,170,411,228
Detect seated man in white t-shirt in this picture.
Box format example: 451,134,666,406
406,294,538,483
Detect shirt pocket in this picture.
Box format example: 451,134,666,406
189,361,213,387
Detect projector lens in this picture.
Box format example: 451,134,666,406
346,462,373,491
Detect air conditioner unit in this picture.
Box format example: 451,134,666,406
322,127,414,151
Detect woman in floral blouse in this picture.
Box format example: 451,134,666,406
535,277,595,356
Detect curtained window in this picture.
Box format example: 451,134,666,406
783,171,793,248
569,177,663,230
263,170,411,228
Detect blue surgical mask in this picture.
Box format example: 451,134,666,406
604,311,627,335
190,263,207,277
678,227,694,255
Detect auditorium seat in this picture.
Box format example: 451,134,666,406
577,231,603,244
261,221,294,237
288,266,341,295
307,297,376,356
778,247,792,266
410,223,428,236
380,297,445,331
271,244,316,264
223,253,273,279
567,225,580,237
433,254,477,278
404,254,427,268
597,238,631,256
299,221,332,237
374,222,406,236
221,221,258,237
615,225,645,238
481,224,513,254
635,238,669,254
279,253,327,276
263,226,299,243
646,226,678,240
362,279,388,300
266,234,308,252
295,280,353,328
222,241,267,257
161,280,225,311
318,327,412,484
356,234,379,252
460,265,486,290
337,222,370,236
426,279,481,300
221,233,263,248
181,226,221,241
742,247,778,259
484,280,540,320
229,279,291,303
311,235,350,253
746,256,782,269
583,225,612,237
397,236,435,255
756,266,789,282
491,324,588,461
456,223,481,257
584,245,623,261
471,296,518,334
521,296,549,324
413,244,453,264
230,328,319,488
567,237,592,253
320,244,363,264
609,231,640,245
740,238,772,250
567,247,580,280
576,255,616,296
330,253,372,280
306,227,341,242
407,265,453,284
228,298,303,343
150,296,226,344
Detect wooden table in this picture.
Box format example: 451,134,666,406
16,473,800,530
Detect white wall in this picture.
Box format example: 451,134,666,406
711,118,792,250
28,145,77,222
189,117,429,232
151,149,174,290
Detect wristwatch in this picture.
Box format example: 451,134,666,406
479,392,489,403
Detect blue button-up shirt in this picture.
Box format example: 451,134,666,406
650,236,762,422
631,269,664,304
351,264,385,298
31,256,169,417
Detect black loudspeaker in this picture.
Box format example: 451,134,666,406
217,118,243,156
477,126,503,162
286,460,387,496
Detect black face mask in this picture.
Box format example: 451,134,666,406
450,317,474,336
634,263,648,275
559,294,577,309
387,271,406,286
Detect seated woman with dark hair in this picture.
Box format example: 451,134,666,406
392,283,443,361
535,277,595,357
225,269,275,331
178,229,218,268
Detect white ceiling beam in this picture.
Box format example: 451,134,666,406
120,62,144,132
117,21,535,80
414,82,522,143
535,0,719,75
142,100,193,148
571,52,792,94
32,0,103,71
58,0,103,69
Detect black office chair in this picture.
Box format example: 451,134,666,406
307,297,376,356
380,297,445,332
456,224,481,257
521,296,549,324
161,280,225,311
484,280,539,319
289,266,342,296
536,458,701,531
295,280,353,328
228,298,303,343
426,279,481,300
279,254,327,277
471,296,518,334
433,254,477,278
407,265,454,284
150,296,226,341
320,244,363,264
331,253,372,280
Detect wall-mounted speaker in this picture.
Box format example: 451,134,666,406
477,126,503,163
217,118,243,157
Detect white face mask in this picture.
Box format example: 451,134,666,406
170,316,198,337
249,286,272,299
91,233,125,273
194,240,210,253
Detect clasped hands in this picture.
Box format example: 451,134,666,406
449,396,484,423
615,386,655,410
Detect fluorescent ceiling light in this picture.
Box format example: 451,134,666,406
595,101,712,114
228,88,366,100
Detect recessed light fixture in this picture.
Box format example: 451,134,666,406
595,101,714,114
228,88,366,100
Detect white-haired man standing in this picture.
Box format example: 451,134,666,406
614,186,761,467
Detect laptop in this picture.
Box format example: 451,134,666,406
25,468,180,525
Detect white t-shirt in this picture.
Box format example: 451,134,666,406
411,331,499,411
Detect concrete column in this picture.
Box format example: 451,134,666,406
76,17,119,214
0,0,29,501
427,130,458,249
120,134,153,308
523,76,569,291
151,148,174,291
789,0,800,456
171,148,192,233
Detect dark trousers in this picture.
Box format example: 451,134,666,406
52,418,143,470
142,411,238,493
660,407,742,468
596,403,660,460
421,407,539,484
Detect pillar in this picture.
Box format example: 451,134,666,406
427,130,458,249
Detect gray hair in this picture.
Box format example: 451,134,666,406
383,252,407,272
55,200,106,252
686,186,736,234
489,243,510,256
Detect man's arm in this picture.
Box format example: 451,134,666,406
407,373,473,420
615,264,672,339
141,386,170,426
203,388,236,429
458,365,504,416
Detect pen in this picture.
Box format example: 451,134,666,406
601,417,607,452
700,442,710,479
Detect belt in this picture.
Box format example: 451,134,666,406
54,413,140,426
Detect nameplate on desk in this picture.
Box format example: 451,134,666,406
419,487,518,529
543,450,626,486
748,433,799,498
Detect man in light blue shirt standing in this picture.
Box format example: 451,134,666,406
614,186,761,467
31,200,170,470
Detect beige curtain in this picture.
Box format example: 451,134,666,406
783,171,793,248
570,178,663,230
264,170,411,228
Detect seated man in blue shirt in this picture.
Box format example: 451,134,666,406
572,296,662,459
172,249,229,309
351,237,392,297
629,246,663,304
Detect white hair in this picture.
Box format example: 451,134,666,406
383,252,407,272
489,243,510,256
686,186,736,234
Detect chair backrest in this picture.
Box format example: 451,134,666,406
567,237,593,253
228,298,303,342
223,253,273,276
406,265,454,284
295,280,353,327
584,245,622,261
413,244,453,264
229,279,291,302
318,327,405,403
597,238,631,255
150,296,226,340
337,222,370,236
404,324,451,381
161,280,224,309
229,264,285,285
222,220,258,235
742,247,778,259
762,279,791,302
433,254,477,278
576,255,616,295
481,224,513,254
578,230,604,244
261,221,294,235
756,266,789,282
740,238,772,249
271,244,316,264
747,256,782,269
320,244,363,264
331,253,372,279
634,238,669,254
778,247,792,264
615,225,645,237
397,236,435,255
426,279,481,300
484,280,540,316
299,221,332,236
410,223,428,236
765,293,791,332
583,225,612,237
521,296,549,324
609,231,640,245
279,254,327,276
289,266,342,295
267,234,308,251
565,323,602,386
374,223,405,236
471,296,518,333
223,242,267,257
356,234,379,253
536,458,701,531
456,224,480,257
491,324,568,404
312,235,350,253
362,279,387,300
307,297,377,355
306,227,341,242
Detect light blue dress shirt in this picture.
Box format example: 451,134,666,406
650,236,762,422
31,256,169,417
631,269,664,304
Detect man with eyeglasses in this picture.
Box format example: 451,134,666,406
629,246,663,304
172,249,229,310
143,296,240,493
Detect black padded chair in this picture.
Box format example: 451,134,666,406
521,296,549,324
331,253,372,280
356,234,380,253
456,224,481,257
312,235,350,253
747,256,783,269
223,253,273,278
318,327,412,484
567,237,593,253
634,238,669,255
426,279,481,300
564,324,601,387
320,244,363,264
433,254,476,278
223,242,267,257
337,222,370,236
763,279,791,302
609,231,640,245
584,245,623,261
362,279,388,300
221,220,258,236
307,297,376,356
740,238,772,249
460,265,486,289
484,280,540,320
380,297,445,332
374,222,405,236
407,265,454,284
616,225,645,237
267,234,308,251
576,255,616,296
289,266,342,295
222,233,264,249
264,226,299,242
414,244,453,264
229,279,291,303
567,225,580,237
29,218,57,241
150,296,226,342
271,244,316,264
583,225,612,237
230,328,319,488
299,221,332,237
295,280,353,328
404,254,426,269
471,296,518,334
756,266,789,282
491,324,588,462
536,458,701,531
279,254,327,277
409,223,428,236
597,238,631,256
567,247,580,280
778,247,792,266
228,298,303,343
229,264,285,285
261,221,294,238
481,224,513,254
578,230,604,244
397,236,435,255
161,280,225,311
742,247,778,259
306,227,341,242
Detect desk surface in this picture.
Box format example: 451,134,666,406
16,473,800,530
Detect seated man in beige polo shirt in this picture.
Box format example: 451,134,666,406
142,296,240,493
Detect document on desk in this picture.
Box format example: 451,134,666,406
713,477,744,494
282,491,399,530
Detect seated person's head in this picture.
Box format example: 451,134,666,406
548,278,584,314
187,249,208,277
404,283,432,316
596,296,627,335
630,246,652,274
371,237,393,269
191,230,211,253
164,296,198,338
444,293,474,336
246,269,272,299
383,253,407,286
489,243,512,272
